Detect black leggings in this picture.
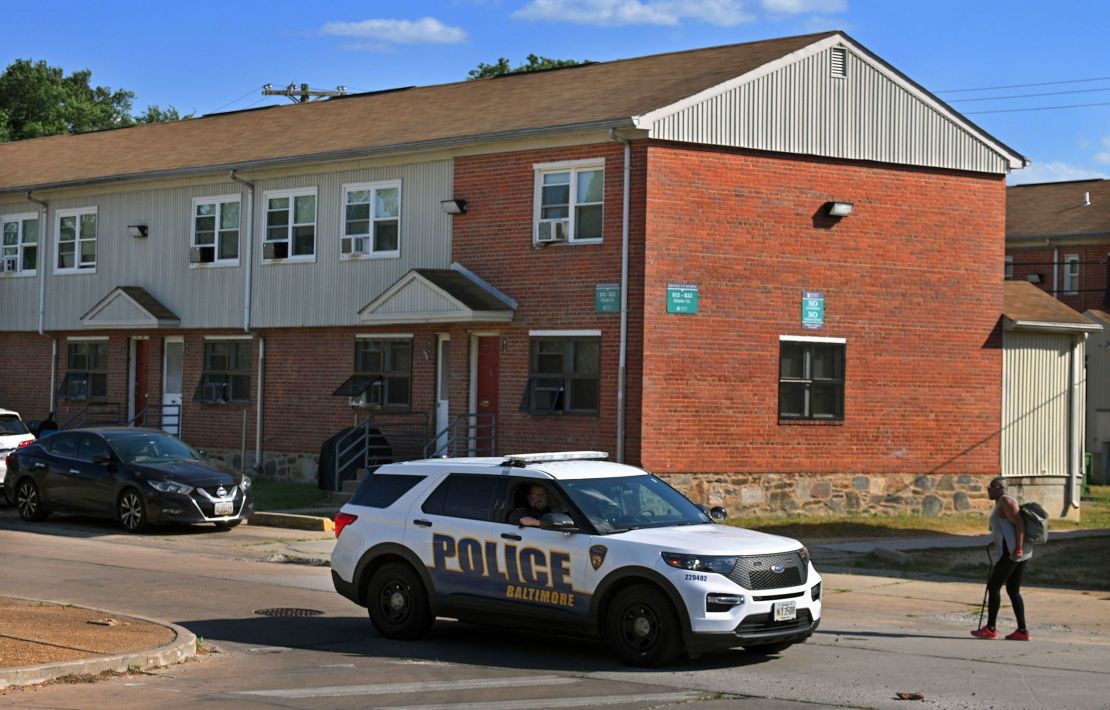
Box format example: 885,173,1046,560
986,545,1027,630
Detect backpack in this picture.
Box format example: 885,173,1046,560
1019,502,1049,545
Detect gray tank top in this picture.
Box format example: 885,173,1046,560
990,495,1032,561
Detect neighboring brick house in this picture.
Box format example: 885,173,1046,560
0,31,1029,515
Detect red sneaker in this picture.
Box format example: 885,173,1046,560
1005,629,1031,641
971,627,998,639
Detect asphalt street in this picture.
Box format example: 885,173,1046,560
0,508,1107,710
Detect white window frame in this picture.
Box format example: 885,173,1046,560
340,180,402,260
190,195,241,268
1,212,40,277
1004,255,1013,281
1063,254,1080,295
262,187,317,263
533,158,605,246
54,207,98,275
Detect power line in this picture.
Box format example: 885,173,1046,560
950,86,1110,103
209,85,268,114
965,100,1110,115
938,75,1110,94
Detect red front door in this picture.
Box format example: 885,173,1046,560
475,337,499,455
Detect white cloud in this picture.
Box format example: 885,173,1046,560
1007,160,1108,186
761,0,846,14
1095,137,1110,165
512,0,754,27
320,17,468,46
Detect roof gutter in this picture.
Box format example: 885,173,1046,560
1007,231,1110,244
0,118,639,197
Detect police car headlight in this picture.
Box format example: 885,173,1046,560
149,480,194,496
661,552,737,575
797,546,809,567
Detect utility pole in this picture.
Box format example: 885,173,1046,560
261,83,348,103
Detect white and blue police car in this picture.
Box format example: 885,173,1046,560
331,451,821,666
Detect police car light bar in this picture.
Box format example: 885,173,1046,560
501,451,609,466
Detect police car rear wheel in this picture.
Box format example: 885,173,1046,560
606,584,682,667
367,562,432,640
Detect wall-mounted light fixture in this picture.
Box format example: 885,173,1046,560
1026,273,1044,284
440,198,468,215
127,225,149,238
824,201,853,218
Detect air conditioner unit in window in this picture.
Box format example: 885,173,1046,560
341,236,370,255
262,242,283,260
189,246,215,264
536,219,569,244
349,392,369,408
1,256,16,272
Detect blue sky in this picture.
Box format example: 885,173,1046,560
3,1,1109,185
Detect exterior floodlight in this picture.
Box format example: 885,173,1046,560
825,202,853,217
441,199,468,215
127,225,149,238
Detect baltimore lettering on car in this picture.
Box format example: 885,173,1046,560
331,451,822,666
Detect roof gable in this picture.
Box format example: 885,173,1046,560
81,286,180,329
359,266,515,325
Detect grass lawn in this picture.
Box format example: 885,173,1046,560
251,479,335,512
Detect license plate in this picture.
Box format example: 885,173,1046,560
214,501,234,516
773,601,796,622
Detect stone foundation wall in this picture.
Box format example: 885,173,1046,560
206,448,318,485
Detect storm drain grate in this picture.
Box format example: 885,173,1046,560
254,608,325,617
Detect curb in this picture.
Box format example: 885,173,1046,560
249,512,335,532
0,600,196,690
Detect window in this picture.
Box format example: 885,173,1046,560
421,474,502,521
191,196,240,265
1063,254,1080,294
263,188,316,261
1004,256,1013,281
779,338,845,421
350,338,411,409
62,341,108,401
351,474,425,508
534,160,603,244
55,207,97,272
342,181,401,257
194,340,251,404
520,336,600,414
1,213,38,276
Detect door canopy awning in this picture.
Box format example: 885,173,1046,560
81,286,180,329
358,263,516,325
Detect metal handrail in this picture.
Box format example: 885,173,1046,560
424,412,497,459
60,401,122,429
332,411,435,491
125,402,181,429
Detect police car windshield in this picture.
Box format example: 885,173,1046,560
561,474,710,534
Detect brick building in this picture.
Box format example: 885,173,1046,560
0,32,1029,514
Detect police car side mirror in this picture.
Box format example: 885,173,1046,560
539,513,578,532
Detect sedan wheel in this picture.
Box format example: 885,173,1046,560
118,489,148,532
16,478,48,521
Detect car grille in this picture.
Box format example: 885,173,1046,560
735,609,813,635
727,551,807,590
196,484,237,498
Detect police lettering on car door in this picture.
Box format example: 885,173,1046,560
431,533,586,612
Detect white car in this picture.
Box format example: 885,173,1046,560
331,451,822,666
0,408,36,491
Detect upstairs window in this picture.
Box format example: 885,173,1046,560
533,160,604,245
191,196,240,266
342,181,401,258
1,213,38,276
1004,256,1013,280
1063,254,1080,295
61,340,108,401
56,207,97,273
194,340,251,404
779,338,845,421
520,336,600,414
263,188,316,261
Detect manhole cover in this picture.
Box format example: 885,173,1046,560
254,608,325,617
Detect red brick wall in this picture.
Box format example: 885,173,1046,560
452,142,647,460
641,142,1006,475
1007,245,1109,313
0,333,54,422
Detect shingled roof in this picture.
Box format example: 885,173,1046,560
0,32,835,194
1007,179,1110,240
1002,281,1100,332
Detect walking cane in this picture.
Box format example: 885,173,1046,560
978,543,994,629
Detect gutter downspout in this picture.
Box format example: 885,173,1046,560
229,170,264,471
609,129,631,463
1069,334,1084,509
27,192,57,416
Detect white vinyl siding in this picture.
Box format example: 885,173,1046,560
263,187,317,262
55,207,97,274
191,195,240,267
341,180,401,259
1,213,39,276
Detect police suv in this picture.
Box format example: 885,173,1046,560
331,451,821,666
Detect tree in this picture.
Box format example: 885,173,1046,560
0,59,186,142
467,54,589,80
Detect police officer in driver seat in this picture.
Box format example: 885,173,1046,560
508,484,551,527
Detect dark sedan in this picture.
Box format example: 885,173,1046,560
2,428,253,532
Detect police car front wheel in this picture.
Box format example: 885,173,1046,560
366,562,433,640
606,584,683,667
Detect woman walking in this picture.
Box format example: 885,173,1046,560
972,476,1032,641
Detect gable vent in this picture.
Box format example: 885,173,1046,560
830,47,847,78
